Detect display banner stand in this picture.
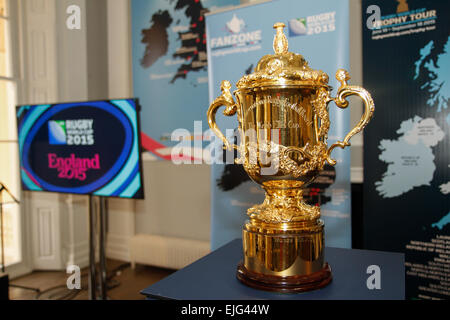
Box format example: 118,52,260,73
99,196,107,300
88,195,97,300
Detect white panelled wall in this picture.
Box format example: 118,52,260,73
20,0,91,271
21,0,65,271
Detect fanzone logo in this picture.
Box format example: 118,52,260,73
288,11,336,37
226,14,245,34
48,119,95,146
210,14,262,51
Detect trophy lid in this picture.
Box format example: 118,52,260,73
236,23,330,90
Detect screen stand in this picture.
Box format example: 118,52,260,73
99,196,107,300
88,195,109,300
88,194,97,300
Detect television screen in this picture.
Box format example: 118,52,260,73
16,99,144,199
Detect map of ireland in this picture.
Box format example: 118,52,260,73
375,117,444,198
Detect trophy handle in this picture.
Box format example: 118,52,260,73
326,69,375,165
207,80,239,151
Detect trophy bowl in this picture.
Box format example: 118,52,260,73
207,23,374,293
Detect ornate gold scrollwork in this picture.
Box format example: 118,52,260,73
236,142,261,177
207,80,239,152
247,186,320,223
313,87,331,141
326,69,375,165
277,87,332,178
279,143,328,178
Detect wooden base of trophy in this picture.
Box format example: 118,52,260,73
237,262,332,293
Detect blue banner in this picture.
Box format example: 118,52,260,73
131,0,239,160
206,0,352,249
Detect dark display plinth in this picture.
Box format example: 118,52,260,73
141,239,405,300
0,273,9,300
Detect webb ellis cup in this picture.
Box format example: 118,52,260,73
207,23,375,292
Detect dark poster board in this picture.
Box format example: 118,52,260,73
362,0,449,299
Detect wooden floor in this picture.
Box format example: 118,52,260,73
9,259,174,300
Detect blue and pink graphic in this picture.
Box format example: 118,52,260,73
17,99,144,199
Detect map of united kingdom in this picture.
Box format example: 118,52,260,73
140,0,209,83
376,35,449,230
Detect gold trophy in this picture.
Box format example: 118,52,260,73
207,23,374,293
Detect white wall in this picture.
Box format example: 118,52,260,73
107,0,133,98
134,162,211,242
349,0,364,183
104,0,136,261
55,0,91,270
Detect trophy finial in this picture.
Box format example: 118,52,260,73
273,22,288,54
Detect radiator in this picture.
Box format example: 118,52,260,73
129,234,210,270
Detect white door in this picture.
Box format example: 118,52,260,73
29,193,63,270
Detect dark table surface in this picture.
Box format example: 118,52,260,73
141,239,405,300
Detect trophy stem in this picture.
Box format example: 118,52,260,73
248,185,320,223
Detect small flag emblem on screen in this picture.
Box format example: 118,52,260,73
48,120,67,145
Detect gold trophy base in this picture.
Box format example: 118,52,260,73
237,218,332,293
237,262,332,293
